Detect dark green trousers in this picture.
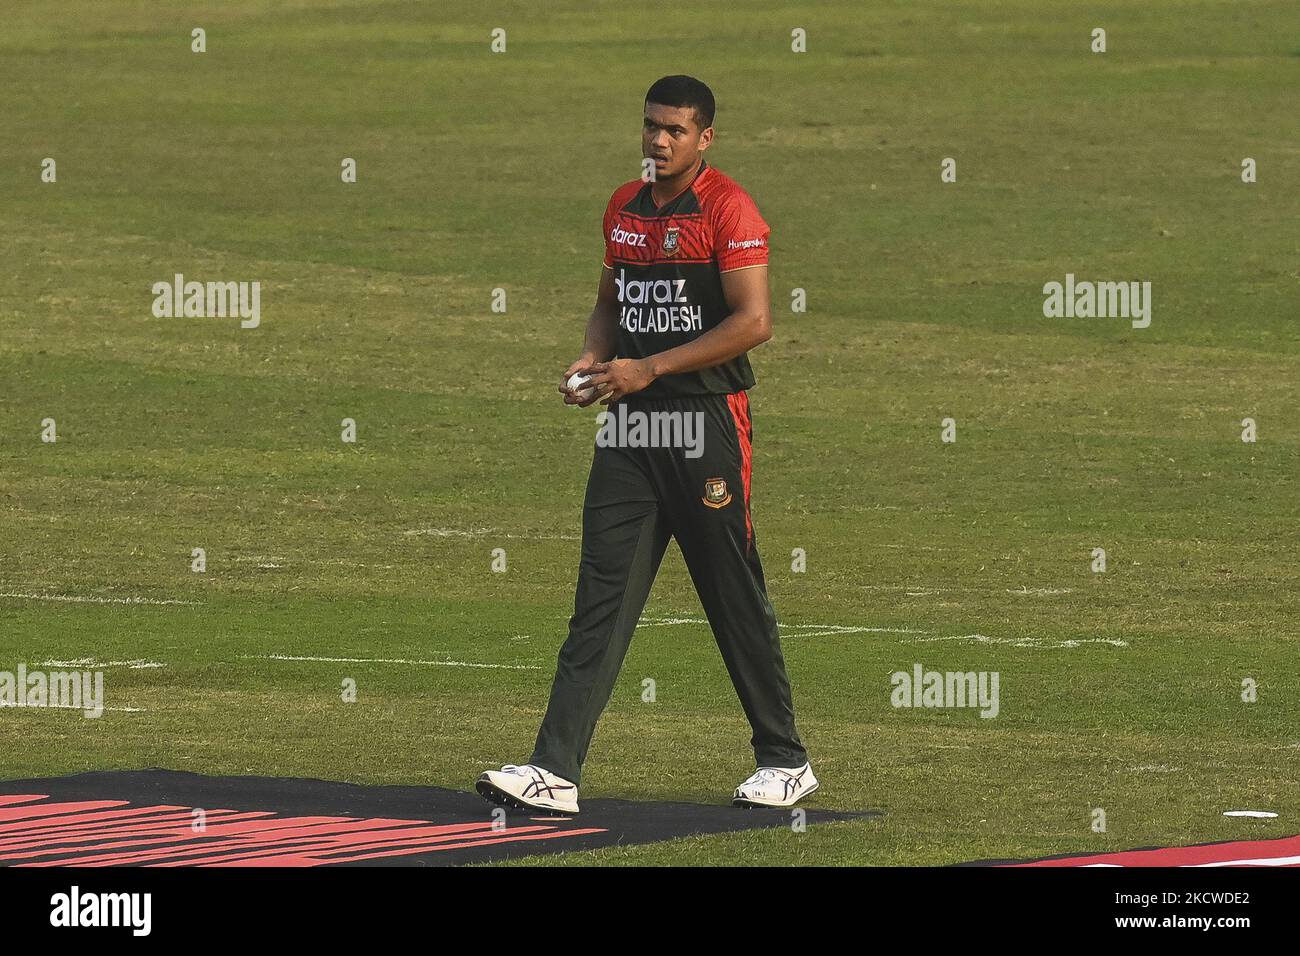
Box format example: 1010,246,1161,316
530,391,807,785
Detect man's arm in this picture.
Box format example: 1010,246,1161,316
559,267,621,403
647,265,771,377
579,265,772,405
579,266,621,363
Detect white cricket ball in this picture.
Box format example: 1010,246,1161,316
566,372,597,402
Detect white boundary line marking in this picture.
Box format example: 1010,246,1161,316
788,625,928,637
859,585,956,593
860,585,1075,596
639,616,1125,648
40,659,166,670
912,634,1129,648
1128,764,1182,773
638,617,928,637
0,592,198,606
244,654,541,671
0,702,146,713
404,527,579,541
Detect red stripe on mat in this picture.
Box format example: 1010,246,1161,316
1008,834,1300,867
0,796,47,807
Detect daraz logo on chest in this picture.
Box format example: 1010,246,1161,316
614,269,688,304
609,225,647,248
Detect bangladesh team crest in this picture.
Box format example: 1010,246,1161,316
702,477,732,508
662,226,681,257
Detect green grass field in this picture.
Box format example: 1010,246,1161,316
2,0,1298,866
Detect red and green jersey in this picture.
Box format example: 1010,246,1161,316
601,160,770,397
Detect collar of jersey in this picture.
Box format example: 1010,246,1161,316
648,159,709,214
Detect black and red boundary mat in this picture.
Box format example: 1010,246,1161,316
0,768,875,867
963,835,1300,867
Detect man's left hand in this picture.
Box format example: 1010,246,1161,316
583,358,657,405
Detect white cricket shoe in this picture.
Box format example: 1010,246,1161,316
476,764,580,815
733,762,819,808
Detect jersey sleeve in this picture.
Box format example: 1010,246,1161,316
601,190,619,268
712,188,770,272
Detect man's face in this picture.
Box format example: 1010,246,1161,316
642,102,713,179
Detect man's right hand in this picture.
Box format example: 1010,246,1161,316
559,355,600,406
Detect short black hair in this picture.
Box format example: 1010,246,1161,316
644,75,715,130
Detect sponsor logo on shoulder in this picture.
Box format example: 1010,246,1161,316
727,237,765,251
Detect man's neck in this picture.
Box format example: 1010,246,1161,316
650,157,704,207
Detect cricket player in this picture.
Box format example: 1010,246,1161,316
477,76,815,814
